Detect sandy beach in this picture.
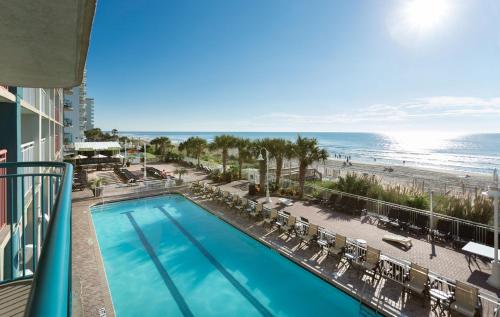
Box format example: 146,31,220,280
312,158,492,196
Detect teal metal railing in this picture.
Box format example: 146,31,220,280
0,161,72,317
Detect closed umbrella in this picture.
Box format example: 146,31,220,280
92,153,108,170
112,153,125,166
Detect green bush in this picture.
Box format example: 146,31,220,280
304,172,493,225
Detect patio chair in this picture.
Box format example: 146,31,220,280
328,234,346,258
403,263,429,302
408,214,429,236
236,198,247,213
361,246,381,282
397,209,411,230
453,224,476,249
299,224,319,247
279,215,296,236
433,219,452,241
224,193,235,207
212,187,221,200
263,209,278,228
217,191,228,204
250,203,263,220
450,281,480,317
230,195,240,208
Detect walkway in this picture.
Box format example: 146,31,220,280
217,180,498,298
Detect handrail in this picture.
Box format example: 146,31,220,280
25,162,72,316
0,161,71,317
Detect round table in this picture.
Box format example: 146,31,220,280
356,239,367,246
429,289,452,316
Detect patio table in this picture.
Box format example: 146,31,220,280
429,289,452,316
462,241,495,265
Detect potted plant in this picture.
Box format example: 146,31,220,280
90,178,104,197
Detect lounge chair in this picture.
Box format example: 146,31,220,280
403,263,429,301
382,234,412,249
236,198,247,213
328,234,346,258
278,198,293,206
263,209,278,227
361,246,381,281
316,230,331,253
230,195,240,208
299,224,318,247
450,281,480,317
280,216,296,235
250,203,263,220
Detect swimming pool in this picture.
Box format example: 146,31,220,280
91,195,376,317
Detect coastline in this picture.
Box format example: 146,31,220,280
314,158,492,195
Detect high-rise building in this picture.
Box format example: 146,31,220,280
85,97,95,130
63,71,95,147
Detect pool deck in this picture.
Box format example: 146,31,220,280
72,164,500,316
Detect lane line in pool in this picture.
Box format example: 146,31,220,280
123,211,194,317
156,206,273,317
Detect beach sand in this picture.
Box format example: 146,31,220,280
312,159,492,196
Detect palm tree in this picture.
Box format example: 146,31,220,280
179,137,207,166
111,129,118,140
252,139,273,191
294,135,329,198
235,138,252,179
150,137,173,156
267,138,289,187
174,167,187,180
284,140,296,180
209,135,238,174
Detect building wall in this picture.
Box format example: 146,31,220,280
0,86,63,280
63,86,84,144
85,97,94,131
63,71,95,148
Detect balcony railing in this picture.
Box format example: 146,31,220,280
0,150,6,229
0,161,73,317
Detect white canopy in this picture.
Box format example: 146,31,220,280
74,142,121,152
92,154,108,159
111,154,125,159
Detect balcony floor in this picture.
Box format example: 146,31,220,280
0,279,32,316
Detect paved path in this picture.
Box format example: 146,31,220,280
217,180,499,298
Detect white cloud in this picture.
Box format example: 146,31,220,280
246,96,500,132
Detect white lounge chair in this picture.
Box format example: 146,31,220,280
278,198,293,206
383,234,412,249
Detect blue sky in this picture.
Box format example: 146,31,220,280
87,0,500,133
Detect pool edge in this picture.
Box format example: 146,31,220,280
88,191,392,317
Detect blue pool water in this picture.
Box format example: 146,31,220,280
92,195,373,317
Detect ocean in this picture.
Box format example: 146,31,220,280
119,131,500,175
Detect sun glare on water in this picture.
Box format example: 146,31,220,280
385,131,457,152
